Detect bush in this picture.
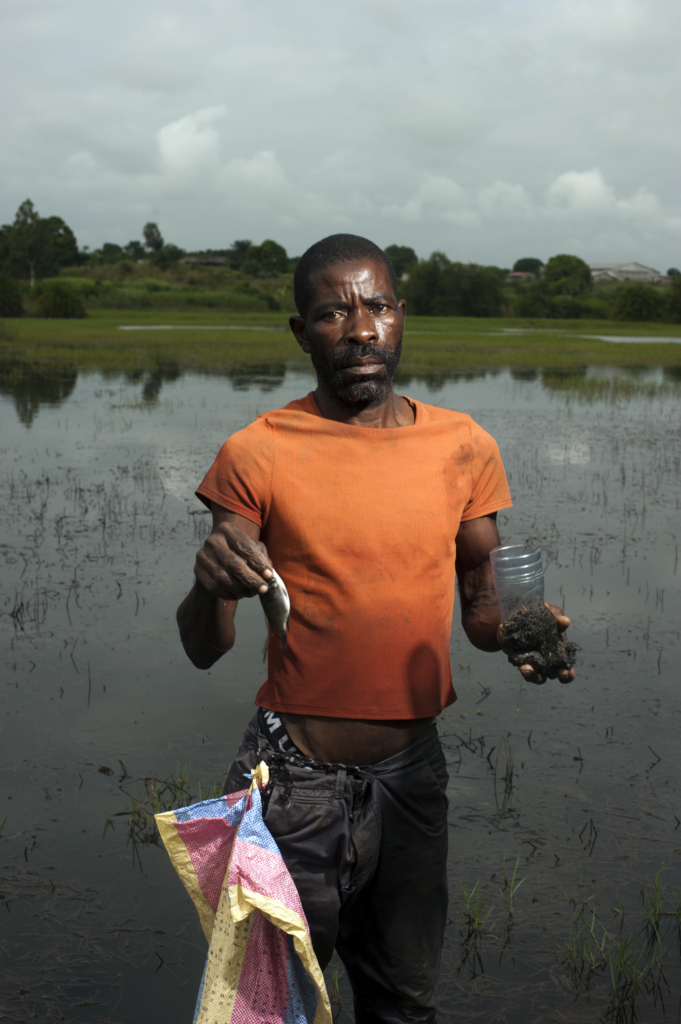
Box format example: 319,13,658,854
512,284,612,320
0,275,23,316
612,284,664,322
403,254,503,316
151,244,185,270
665,277,681,323
37,282,86,318
512,284,556,318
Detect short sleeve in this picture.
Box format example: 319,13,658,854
460,418,512,521
195,417,273,527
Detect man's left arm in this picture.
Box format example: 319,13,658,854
455,513,575,684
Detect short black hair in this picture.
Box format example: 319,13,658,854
293,233,398,317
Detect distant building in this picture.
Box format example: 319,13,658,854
506,271,536,283
589,262,667,283
181,254,228,266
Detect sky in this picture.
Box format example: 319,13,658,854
2,0,680,269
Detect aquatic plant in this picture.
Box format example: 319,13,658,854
103,763,225,867
499,855,526,916
564,875,681,1015
460,880,495,937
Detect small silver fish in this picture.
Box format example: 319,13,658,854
259,568,290,651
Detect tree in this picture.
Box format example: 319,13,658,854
151,243,186,269
242,239,288,276
403,253,503,316
258,239,289,275
143,222,164,252
664,277,681,323
668,267,680,278
228,239,253,269
543,254,592,296
42,216,79,270
513,257,543,276
101,242,123,262
612,283,663,322
384,245,418,279
10,200,47,286
124,240,146,260
0,225,10,274
1,201,79,283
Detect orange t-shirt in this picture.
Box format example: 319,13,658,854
197,393,512,719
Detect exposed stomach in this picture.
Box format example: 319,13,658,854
282,713,434,766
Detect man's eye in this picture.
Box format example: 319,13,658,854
372,304,388,313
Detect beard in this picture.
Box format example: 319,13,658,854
309,337,403,406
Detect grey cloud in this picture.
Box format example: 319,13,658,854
1,0,679,266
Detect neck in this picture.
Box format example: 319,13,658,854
313,385,414,428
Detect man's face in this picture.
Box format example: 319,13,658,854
290,260,406,407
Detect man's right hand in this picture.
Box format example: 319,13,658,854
177,508,269,667
194,520,273,601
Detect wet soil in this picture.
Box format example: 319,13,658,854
500,605,579,679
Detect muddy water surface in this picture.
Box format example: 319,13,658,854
1,365,680,1023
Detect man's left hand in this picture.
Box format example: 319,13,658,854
496,602,576,685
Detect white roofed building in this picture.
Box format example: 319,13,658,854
589,262,667,283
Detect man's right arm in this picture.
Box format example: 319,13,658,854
176,504,273,670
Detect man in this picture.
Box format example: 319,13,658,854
177,233,573,1023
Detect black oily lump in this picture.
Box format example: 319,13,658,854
500,605,578,682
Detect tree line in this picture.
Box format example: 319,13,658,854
0,201,299,280
1,199,680,322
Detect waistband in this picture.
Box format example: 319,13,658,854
253,712,440,777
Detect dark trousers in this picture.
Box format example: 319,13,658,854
224,715,449,1024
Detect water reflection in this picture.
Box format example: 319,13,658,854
122,361,182,403
396,367,495,393
0,359,78,426
0,357,679,426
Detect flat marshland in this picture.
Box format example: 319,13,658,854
4,308,681,375
1,314,680,1022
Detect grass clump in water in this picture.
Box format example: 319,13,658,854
103,762,225,867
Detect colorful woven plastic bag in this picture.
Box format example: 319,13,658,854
156,762,332,1024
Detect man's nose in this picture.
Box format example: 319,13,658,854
344,306,377,344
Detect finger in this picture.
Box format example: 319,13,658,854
219,524,273,576
520,664,546,684
196,547,268,599
545,602,571,632
206,531,271,587
252,540,273,579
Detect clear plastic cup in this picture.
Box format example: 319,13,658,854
490,544,545,621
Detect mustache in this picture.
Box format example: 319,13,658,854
329,343,396,371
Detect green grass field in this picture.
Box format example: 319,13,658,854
2,309,681,379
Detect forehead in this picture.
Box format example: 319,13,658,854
309,259,393,301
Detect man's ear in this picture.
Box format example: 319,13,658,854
289,315,311,354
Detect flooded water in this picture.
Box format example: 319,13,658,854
1,362,680,1023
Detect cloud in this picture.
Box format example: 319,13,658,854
544,169,679,234
157,107,225,180
377,166,679,261
546,169,616,215
1,0,680,264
